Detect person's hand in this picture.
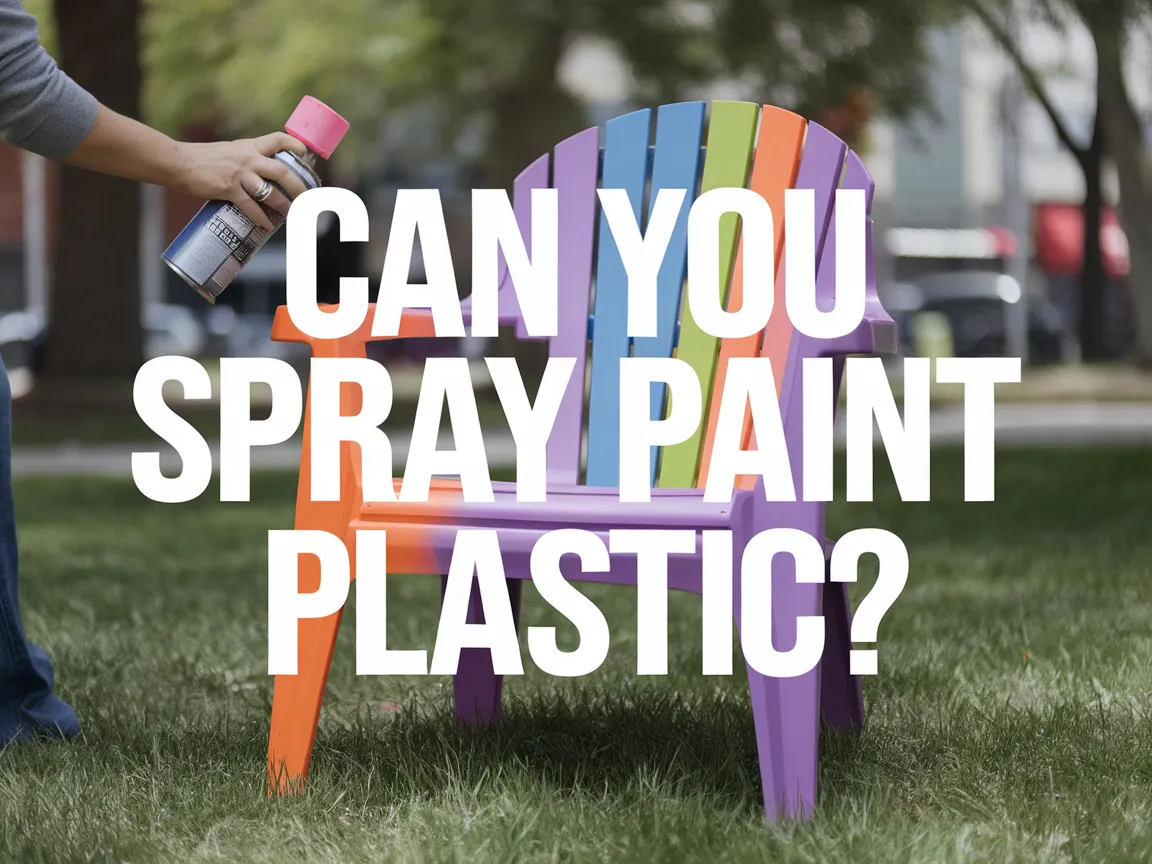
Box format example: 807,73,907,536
172,132,311,231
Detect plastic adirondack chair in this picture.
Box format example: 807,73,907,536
266,100,897,820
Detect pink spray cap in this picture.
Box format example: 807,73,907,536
285,96,349,160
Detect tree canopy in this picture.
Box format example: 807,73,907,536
26,0,955,172
965,0,1152,361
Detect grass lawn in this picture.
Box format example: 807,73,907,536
11,359,1152,448
2,447,1151,862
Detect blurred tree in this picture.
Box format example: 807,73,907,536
24,0,955,385
1091,1,1152,366
968,0,1152,363
810,88,876,151
143,0,435,166
21,0,55,46
708,0,936,155
142,0,954,360
137,0,951,189
36,0,144,400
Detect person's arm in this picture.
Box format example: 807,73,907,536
0,0,309,231
0,0,96,159
64,105,310,231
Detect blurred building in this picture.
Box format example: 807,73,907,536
866,15,1150,356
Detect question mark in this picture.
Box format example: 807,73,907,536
830,529,909,675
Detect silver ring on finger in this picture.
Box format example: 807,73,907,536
251,179,274,203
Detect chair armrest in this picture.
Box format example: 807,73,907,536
270,304,439,355
819,218,898,357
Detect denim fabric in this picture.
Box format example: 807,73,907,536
0,354,79,743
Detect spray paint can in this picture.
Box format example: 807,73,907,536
162,96,350,303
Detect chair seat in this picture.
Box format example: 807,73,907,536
357,479,752,531
351,480,758,588
349,481,833,591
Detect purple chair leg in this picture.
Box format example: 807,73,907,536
744,662,785,818
771,552,823,820
739,504,825,821
440,576,523,724
823,361,865,731
820,578,865,731
736,568,785,819
732,515,787,820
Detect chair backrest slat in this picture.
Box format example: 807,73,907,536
737,124,847,495
586,108,655,487
545,128,600,484
493,154,551,334
831,152,876,312
632,102,707,486
696,106,806,488
747,127,873,504
736,122,847,491
656,101,760,490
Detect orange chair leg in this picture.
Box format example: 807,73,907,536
267,605,345,794
266,369,365,796
263,333,446,794
266,496,357,795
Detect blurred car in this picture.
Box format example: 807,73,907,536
201,305,311,368
0,303,209,376
0,310,43,373
881,271,1067,364
214,172,492,366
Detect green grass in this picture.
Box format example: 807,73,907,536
2,448,1152,862
12,358,1152,447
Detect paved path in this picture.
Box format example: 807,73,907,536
899,402,1152,446
12,402,1152,478
11,431,517,478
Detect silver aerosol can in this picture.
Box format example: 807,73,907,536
162,96,349,303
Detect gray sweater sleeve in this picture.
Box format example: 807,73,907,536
0,0,99,159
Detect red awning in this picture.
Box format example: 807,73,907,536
1033,202,1129,278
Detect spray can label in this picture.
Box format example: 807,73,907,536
162,151,320,303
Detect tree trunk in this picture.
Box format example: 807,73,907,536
479,28,586,371
480,30,586,194
41,0,143,396
814,89,875,153
1095,28,1152,365
1078,101,1107,360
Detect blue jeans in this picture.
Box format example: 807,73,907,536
0,355,79,743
